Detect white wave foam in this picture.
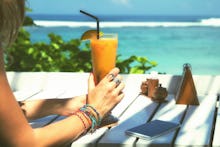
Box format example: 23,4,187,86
200,18,220,27
34,18,220,28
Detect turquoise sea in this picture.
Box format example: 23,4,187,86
26,14,220,75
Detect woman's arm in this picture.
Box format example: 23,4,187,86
0,70,90,147
0,50,36,146
20,95,86,120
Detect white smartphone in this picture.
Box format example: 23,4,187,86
125,119,180,140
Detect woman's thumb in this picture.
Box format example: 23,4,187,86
88,72,95,92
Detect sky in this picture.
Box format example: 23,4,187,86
26,0,220,16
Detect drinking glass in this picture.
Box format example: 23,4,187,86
91,34,118,85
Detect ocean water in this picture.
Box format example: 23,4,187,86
25,14,220,75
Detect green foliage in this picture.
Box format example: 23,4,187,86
23,15,35,26
5,28,157,73
116,55,157,74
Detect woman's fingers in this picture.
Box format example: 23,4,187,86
112,80,125,100
103,67,120,83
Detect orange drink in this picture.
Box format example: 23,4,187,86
91,34,118,84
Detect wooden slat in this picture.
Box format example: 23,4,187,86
191,75,218,95
6,72,16,87
14,89,42,101
7,72,48,91
43,72,89,97
212,95,220,147
27,89,66,100
174,94,217,146
212,75,220,147
71,128,108,147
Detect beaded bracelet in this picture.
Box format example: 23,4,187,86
80,107,97,132
80,110,92,126
80,104,101,132
85,104,101,125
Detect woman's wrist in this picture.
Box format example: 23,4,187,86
71,111,92,133
79,104,102,132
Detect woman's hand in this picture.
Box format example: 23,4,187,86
87,67,125,118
